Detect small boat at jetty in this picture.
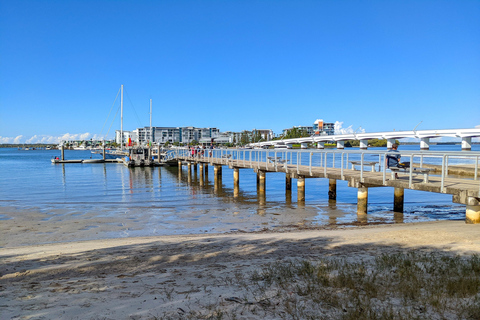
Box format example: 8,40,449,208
123,147,154,167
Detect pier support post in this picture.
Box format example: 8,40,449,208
257,170,266,192
297,175,305,202
462,137,472,151
193,163,197,173
328,179,337,200
187,162,192,184
466,197,480,224
336,141,345,149
420,138,430,150
286,173,292,191
357,186,368,214
214,164,222,186
205,163,209,173
394,187,404,213
394,212,404,223
199,163,204,187
102,144,106,160
61,144,65,160
360,140,368,150
285,190,292,205
233,167,240,197
233,167,239,186
178,160,182,167
317,142,325,149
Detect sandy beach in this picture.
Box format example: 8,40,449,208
1,220,479,319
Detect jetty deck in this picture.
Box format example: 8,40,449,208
170,148,480,223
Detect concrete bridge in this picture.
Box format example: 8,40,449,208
249,128,480,150
168,147,480,224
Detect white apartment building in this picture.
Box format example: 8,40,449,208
115,130,137,146
117,126,221,145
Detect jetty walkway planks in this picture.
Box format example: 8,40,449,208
175,155,480,224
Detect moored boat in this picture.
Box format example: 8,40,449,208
123,147,154,167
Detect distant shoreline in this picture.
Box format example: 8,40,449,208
0,144,58,148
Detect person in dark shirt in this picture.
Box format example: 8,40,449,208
386,144,401,178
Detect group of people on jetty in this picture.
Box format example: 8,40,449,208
190,145,214,158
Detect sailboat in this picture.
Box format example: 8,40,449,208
92,85,129,160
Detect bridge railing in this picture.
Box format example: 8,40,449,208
172,147,480,195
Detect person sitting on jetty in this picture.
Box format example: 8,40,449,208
386,144,409,178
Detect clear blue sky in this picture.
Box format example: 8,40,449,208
1,0,479,143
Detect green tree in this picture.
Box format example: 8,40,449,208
240,131,250,145
284,128,310,139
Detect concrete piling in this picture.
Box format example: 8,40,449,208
420,138,430,150
257,170,266,192
462,137,472,151
466,197,480,224
328,179,336,200
233,167,239,187
286,173,292,191
187,162,192,183
357,186,368,214
297,175,305,202
214,164,222,186
394,187,404,212
360,139,368,150
199,163,204,187
233,167,240,198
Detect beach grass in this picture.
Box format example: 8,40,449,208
157,251,480,319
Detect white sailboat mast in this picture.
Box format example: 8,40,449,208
150,98,152,142
120,84,124,151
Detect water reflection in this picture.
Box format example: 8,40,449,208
130,164,434,229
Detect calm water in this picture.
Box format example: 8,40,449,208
1,145,477,244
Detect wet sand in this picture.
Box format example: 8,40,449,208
1,220,479,319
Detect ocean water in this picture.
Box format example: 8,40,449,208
0,145,478,244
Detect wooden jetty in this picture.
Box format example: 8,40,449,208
170,148,480,224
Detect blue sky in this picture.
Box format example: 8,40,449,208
1,0,479,143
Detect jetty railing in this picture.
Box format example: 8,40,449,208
171,147,480,195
